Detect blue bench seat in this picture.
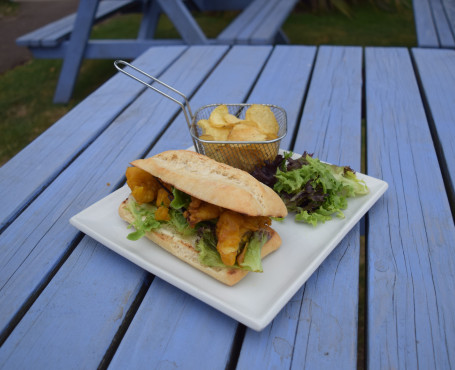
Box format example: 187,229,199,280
413,0,455,48
16,1,139,49
217,0,298,44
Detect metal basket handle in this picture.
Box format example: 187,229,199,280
114,60,194,130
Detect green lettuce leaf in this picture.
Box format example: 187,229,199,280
195,226,225,268
126,200,161,241
170,188,192,209
238,230,269,272
126,195,195,241
254,152,369,226
169,208,196,236
196,228,269,272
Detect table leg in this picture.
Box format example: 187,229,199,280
53,0,99,103
155,0,208,44
138,0,161,40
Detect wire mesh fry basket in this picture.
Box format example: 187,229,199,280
114,60,287,172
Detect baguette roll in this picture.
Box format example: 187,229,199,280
119,199,282,286
119,150,287,285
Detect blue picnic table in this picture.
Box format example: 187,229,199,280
1,45,454,369
16,0,297,103
413,0,455,48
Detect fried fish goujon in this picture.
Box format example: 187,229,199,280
119,150,287,286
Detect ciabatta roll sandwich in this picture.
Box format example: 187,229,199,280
119,150,287,286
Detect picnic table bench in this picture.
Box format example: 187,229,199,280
16,0,297,104
1,44,454,369
413,0,455,48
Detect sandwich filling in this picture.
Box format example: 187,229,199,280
124,166,273,272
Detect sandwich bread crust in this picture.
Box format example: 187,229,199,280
119,199,281,286
130,150,287,218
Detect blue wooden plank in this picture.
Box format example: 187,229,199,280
412,48,455,207
107,46,274,367
217,0,267,43
137,0,161,40
294,46,363,165
249,0,297,44
430,0,455,47
413,0,440,47
237,46,363,369
246,45,316,149
193,0,253,11
238,228,360,369
291,45,362,368
0,237,147,369
155,0,208,44
365,47,455,369
0,46,228,348
53,0,99,103
0,46,186,231
108,278,238,369
28,39,185,59
16,1,136,47
16,13,78,47
41,0,138,47
236,0,277,44
441,0,455,40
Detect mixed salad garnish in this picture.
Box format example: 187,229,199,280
251,152,369,226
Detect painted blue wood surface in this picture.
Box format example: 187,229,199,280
413,0,455,48
246,45,316,149
365,47,455,369
193,0,253,11
217,0,296,44
412,48,455,200
284,46,362,369
109,45,317,369
237,46,363,369
107,46,274,367
156,0,208,44
17,0,293,103
217,0,267,43
236,0,280,43
431,0,455,47
413,0,439,47
108,278,238,370
28,39,185,59
15,0,136,47
0,46,186,231
137,0,161,40
53,0,99,103
0,237,147,369
444,0,455,34
246,0,298,45
2,44,454,369
0,46,228,358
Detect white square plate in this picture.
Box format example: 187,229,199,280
70,155,388,331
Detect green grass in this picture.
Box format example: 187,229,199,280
0,4,415,165
285,3,416,46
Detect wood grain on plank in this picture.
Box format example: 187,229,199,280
0,46,228,352
413,0,439,47
238,46,363,369
0,46,186,230
412,48,455,201
109,45,274,367
365,47,455,369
